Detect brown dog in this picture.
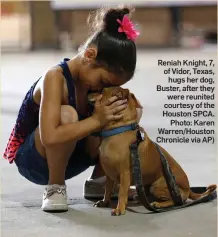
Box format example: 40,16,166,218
89,87,216,216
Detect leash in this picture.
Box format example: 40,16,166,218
130,127,217,213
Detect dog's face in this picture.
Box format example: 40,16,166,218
88,87,142,129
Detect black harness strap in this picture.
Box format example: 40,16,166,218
153,142,183,206
130,129,217,213
130,142,161,212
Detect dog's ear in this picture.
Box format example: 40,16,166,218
112,88,129,100
88,92,100,105
122,88,129,100
130,93,143,108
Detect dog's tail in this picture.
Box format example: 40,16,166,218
189,184,217,200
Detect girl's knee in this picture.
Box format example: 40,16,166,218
60,105,78,125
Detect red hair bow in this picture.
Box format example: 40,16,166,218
117,15,140,41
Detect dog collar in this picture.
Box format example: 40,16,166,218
92,123,138,138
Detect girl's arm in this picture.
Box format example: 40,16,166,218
39,70,126,147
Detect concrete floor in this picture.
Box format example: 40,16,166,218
1,48,217,237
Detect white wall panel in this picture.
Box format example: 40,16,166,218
51,0,217,10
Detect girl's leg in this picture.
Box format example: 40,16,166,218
35,105,79,185
89,159,106,179
34,105,79,211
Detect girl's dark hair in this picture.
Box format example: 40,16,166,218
81,6,137,81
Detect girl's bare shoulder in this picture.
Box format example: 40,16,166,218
45,65,64,81
33,65,66,105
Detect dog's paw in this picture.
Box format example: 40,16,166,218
111,208,126,216
151,200,174,209
93,200,109,208
150,201,161,208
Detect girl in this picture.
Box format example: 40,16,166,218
3,6,142,212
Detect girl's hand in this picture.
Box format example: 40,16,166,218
92,94,127,128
